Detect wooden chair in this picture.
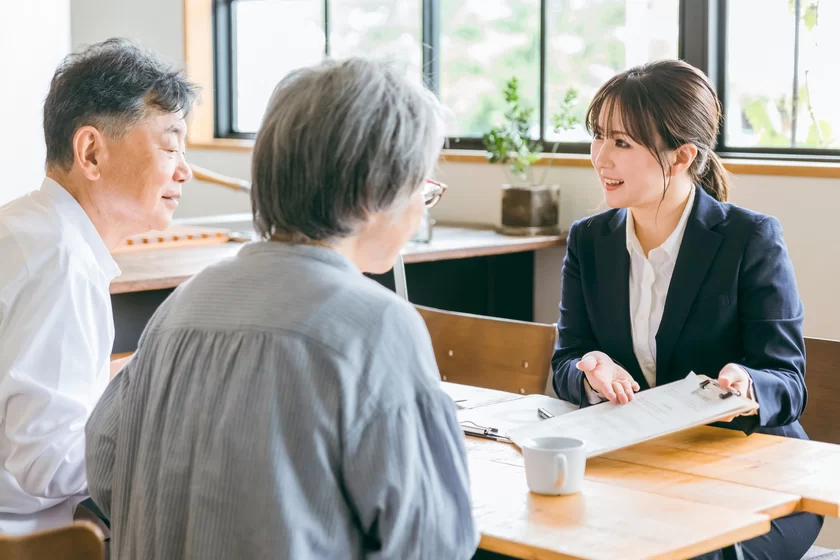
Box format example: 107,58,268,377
0,521,104,560
801,337,840,445
415,305,556,395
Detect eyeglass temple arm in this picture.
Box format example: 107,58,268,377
393,253,409,301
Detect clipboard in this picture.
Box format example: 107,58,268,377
507,372,759,457
457,394,578,443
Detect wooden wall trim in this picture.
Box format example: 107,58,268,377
184,0,215,146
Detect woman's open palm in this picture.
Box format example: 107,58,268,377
576,351,640,404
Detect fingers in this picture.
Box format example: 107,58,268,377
599,380,618,403
612,381,629,404
717,364,749,395
588,376,636,405
576,356,598,372
620,379,636,403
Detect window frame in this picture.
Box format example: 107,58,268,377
210,0,840,162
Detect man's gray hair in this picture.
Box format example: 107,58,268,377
251,57,446,241
44,38,199,170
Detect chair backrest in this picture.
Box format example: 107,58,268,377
415,305,556,395
0,521,104,560
801,337,840,445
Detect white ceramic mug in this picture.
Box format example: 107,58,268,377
521,436,586,495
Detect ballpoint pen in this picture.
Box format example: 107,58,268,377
460,422,511,443
537,407,554,420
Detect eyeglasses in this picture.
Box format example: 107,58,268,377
422,179,448,209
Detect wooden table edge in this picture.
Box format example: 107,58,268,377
403,236,565,264
477,515,771,560
479,534,575,560
798,498,840,518
651,516,771,560
110,274,195,294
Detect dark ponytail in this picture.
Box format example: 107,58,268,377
699,151,729,202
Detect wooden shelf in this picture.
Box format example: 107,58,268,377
110,225,565,294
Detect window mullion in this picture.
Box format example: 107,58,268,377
324,0,330,57
539,0,547,143
214,0,236,137
422,0,440,95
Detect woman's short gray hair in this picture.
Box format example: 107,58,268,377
251,57,446,241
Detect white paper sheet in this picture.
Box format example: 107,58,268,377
440,381,523,410
457,394,579,437
507,372,758,457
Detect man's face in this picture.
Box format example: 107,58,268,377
95,110,192,233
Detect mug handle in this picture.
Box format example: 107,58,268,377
554,454,568,491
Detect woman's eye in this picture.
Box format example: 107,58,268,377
615,139,629,148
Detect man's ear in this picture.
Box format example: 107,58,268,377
72,125,106,181
669,143,698,177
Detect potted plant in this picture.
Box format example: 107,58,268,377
483,77,580,236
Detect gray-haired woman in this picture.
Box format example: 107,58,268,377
85,58,478,560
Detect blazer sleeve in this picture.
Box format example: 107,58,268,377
552,222,599,406
735,216,807,434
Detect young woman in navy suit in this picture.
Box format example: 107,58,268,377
552,59,822,559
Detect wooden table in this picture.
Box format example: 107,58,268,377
452,383,840,559
603,426,840,517
469,455,769,560
110,225,564,294
108,224,566,354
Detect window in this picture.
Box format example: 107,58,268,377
723,0,839,153
232,1,325,133
213,0,840,160
544,0,679,142
439,0,541,139
218,0,422,136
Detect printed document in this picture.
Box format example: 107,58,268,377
507,372,758,456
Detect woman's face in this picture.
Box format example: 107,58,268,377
590,111,669,211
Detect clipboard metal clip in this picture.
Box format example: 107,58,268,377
699,379,741,399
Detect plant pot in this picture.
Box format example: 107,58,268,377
498,184,561,236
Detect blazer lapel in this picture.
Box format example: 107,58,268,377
655,187,725,382
594,209,648,390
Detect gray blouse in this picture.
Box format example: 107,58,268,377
85,241,478,559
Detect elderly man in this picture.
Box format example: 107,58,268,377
86,57,478,559
0,38,197,534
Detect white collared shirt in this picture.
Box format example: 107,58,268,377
0,177,120,535
583,188,695,404
626,186,696,389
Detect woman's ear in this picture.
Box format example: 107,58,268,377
669,143,699,177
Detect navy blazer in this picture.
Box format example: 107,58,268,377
552,186,808,439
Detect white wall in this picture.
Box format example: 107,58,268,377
0,0,71,204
